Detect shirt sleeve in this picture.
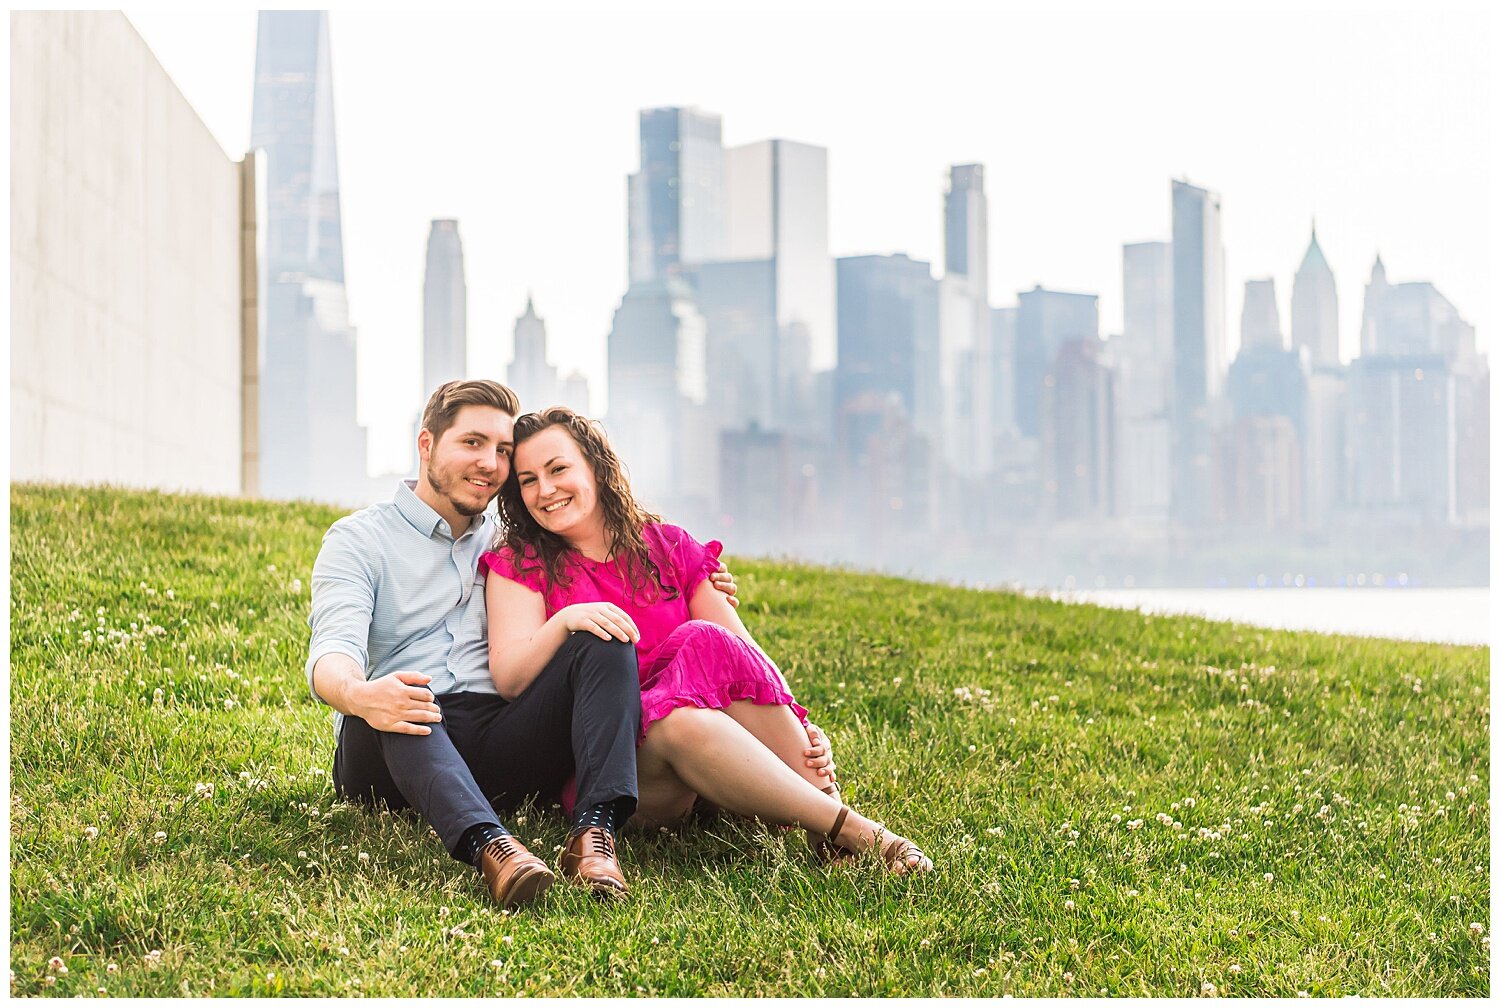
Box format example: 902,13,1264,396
658,524,724,601
304,520,376,703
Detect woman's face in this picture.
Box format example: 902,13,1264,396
512,424,601,543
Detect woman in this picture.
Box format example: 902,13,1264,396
483,407,931,877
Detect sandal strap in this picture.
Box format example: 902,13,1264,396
826,805,850,847
882,837,927,868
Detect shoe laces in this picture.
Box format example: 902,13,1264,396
483,835,521,865
587,827,615,860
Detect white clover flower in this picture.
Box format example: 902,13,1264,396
1263,873,1274,882
1064,900,1075,910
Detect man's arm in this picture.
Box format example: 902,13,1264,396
305,523,442,734
311,653,442,735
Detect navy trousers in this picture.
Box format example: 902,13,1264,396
332,633,641,860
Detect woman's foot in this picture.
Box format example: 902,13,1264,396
820,804,934,875
878,832,933,875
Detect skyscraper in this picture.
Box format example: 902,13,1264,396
834,253,941,443
506,295,559,411
1113,241,1172,524
1169,178,1226,526
1015,285,1099,438
695,259,777,430
628,107,725,284
1345,355,1455,525
606,278,711,516
250,10,369,503
718,138,835,430
1290,225,1339,366
1359,256,1476,360
422,219,467,392
1239,278,1283,350
1041,336,1115,522
1214,415,1303,529
939,164,993,472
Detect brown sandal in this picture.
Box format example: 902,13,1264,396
880,834,933,875
808,788,859,865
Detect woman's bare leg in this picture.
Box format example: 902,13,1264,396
720,700,829,791
635,706,928,871
633,724,698,828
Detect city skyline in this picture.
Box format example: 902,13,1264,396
121,3,1491,475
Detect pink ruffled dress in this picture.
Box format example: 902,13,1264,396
480,523,807,813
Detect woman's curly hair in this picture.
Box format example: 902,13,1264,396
497,407,678,604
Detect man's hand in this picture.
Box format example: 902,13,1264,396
350,671,443,735
803,722,836,783
709,561,739,609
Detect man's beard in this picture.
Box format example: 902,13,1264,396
426,463,495,517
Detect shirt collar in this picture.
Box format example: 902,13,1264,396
394,479,491,541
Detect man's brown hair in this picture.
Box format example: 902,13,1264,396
420,380,520,443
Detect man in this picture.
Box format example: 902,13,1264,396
305,380,740,908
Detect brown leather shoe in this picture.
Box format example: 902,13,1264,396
478,835,555,909
559,827,629,898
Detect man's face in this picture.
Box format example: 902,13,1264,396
419,405,515,520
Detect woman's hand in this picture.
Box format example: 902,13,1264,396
558,602,641,644
804,722,837,782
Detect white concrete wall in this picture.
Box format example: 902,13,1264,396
11,11,246,494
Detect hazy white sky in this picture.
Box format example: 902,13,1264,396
119,1,1491,475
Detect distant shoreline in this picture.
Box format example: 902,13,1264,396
1047,586,1490,647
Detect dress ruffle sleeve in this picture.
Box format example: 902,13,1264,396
651,523,724,601
478,547,548,595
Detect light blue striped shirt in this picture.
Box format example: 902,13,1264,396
305,480,501,734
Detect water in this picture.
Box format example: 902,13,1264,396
1047,587,1490,646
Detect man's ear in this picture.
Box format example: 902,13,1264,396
417,428,433,465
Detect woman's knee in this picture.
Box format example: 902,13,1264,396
649,705,723,755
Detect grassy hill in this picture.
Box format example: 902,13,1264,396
8,483,1490,996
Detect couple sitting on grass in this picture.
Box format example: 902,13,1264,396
307,380,931,908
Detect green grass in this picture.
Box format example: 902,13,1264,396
8,482,1491,996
